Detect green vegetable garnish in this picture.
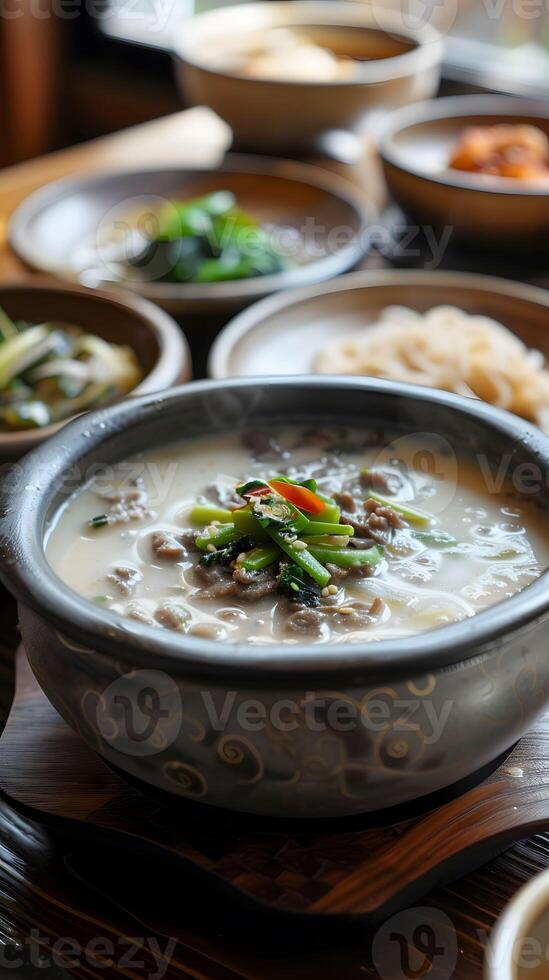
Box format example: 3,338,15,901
233,506,271,541
413,530,458,548
308,495,341,525
88,514,109,529
277,564,321,607
367,492,431,527
198,535,254,567
307,544,383,569
266,528,331,587
252,495,309,534
236,544,281,571
195,523,239,551
189,505,234,525
302,522,354,537
235,480,269,497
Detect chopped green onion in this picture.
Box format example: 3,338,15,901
236,544,281,571
307,544,383,569
88,514,109,529
413,530,458,548
367,492,431,527
189,504,233,525
233,505,271,540
302,522,354,537
302,535,350,546
195,523,239,552
308,495,341,525
266,528,331,587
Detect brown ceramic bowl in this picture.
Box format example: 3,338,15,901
379,95,549,249
209,268,549,380
9,159,373,315
0,280,191,461
173,1,442,153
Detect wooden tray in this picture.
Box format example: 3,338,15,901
2,648,549,923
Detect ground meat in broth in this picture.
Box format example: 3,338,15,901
151,531,188,560
333,490,356,512
359,469,401,495
46,427,549,645
127,601,155,625
154,603,189,631
193,563,278,602
107,564,142,595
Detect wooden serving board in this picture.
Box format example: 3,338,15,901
3,648,549,923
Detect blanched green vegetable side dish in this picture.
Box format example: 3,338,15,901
128,190,287,284
0,307,142,431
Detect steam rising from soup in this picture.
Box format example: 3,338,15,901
46,428,549,646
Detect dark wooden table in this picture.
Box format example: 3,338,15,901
0,111,549,980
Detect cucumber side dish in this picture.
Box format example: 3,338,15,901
0,308,142,431
126,190,288,284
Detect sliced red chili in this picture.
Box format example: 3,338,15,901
268,480,325,515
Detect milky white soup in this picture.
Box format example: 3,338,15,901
46,428,549,646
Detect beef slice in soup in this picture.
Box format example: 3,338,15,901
46,428,549,646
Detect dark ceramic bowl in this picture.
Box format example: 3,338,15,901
0,280,191,461
1,377,549,819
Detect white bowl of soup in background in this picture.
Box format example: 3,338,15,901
1,376,549,818
173,2,442,153
486,867,549,980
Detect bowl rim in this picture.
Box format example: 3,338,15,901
0,278,190,449
379,94,549,198
208,267,549,379
484,865,549,980
173,0,443,88
8,156,375,303
2,375,549,684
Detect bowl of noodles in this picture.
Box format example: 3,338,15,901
209,269,549,431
